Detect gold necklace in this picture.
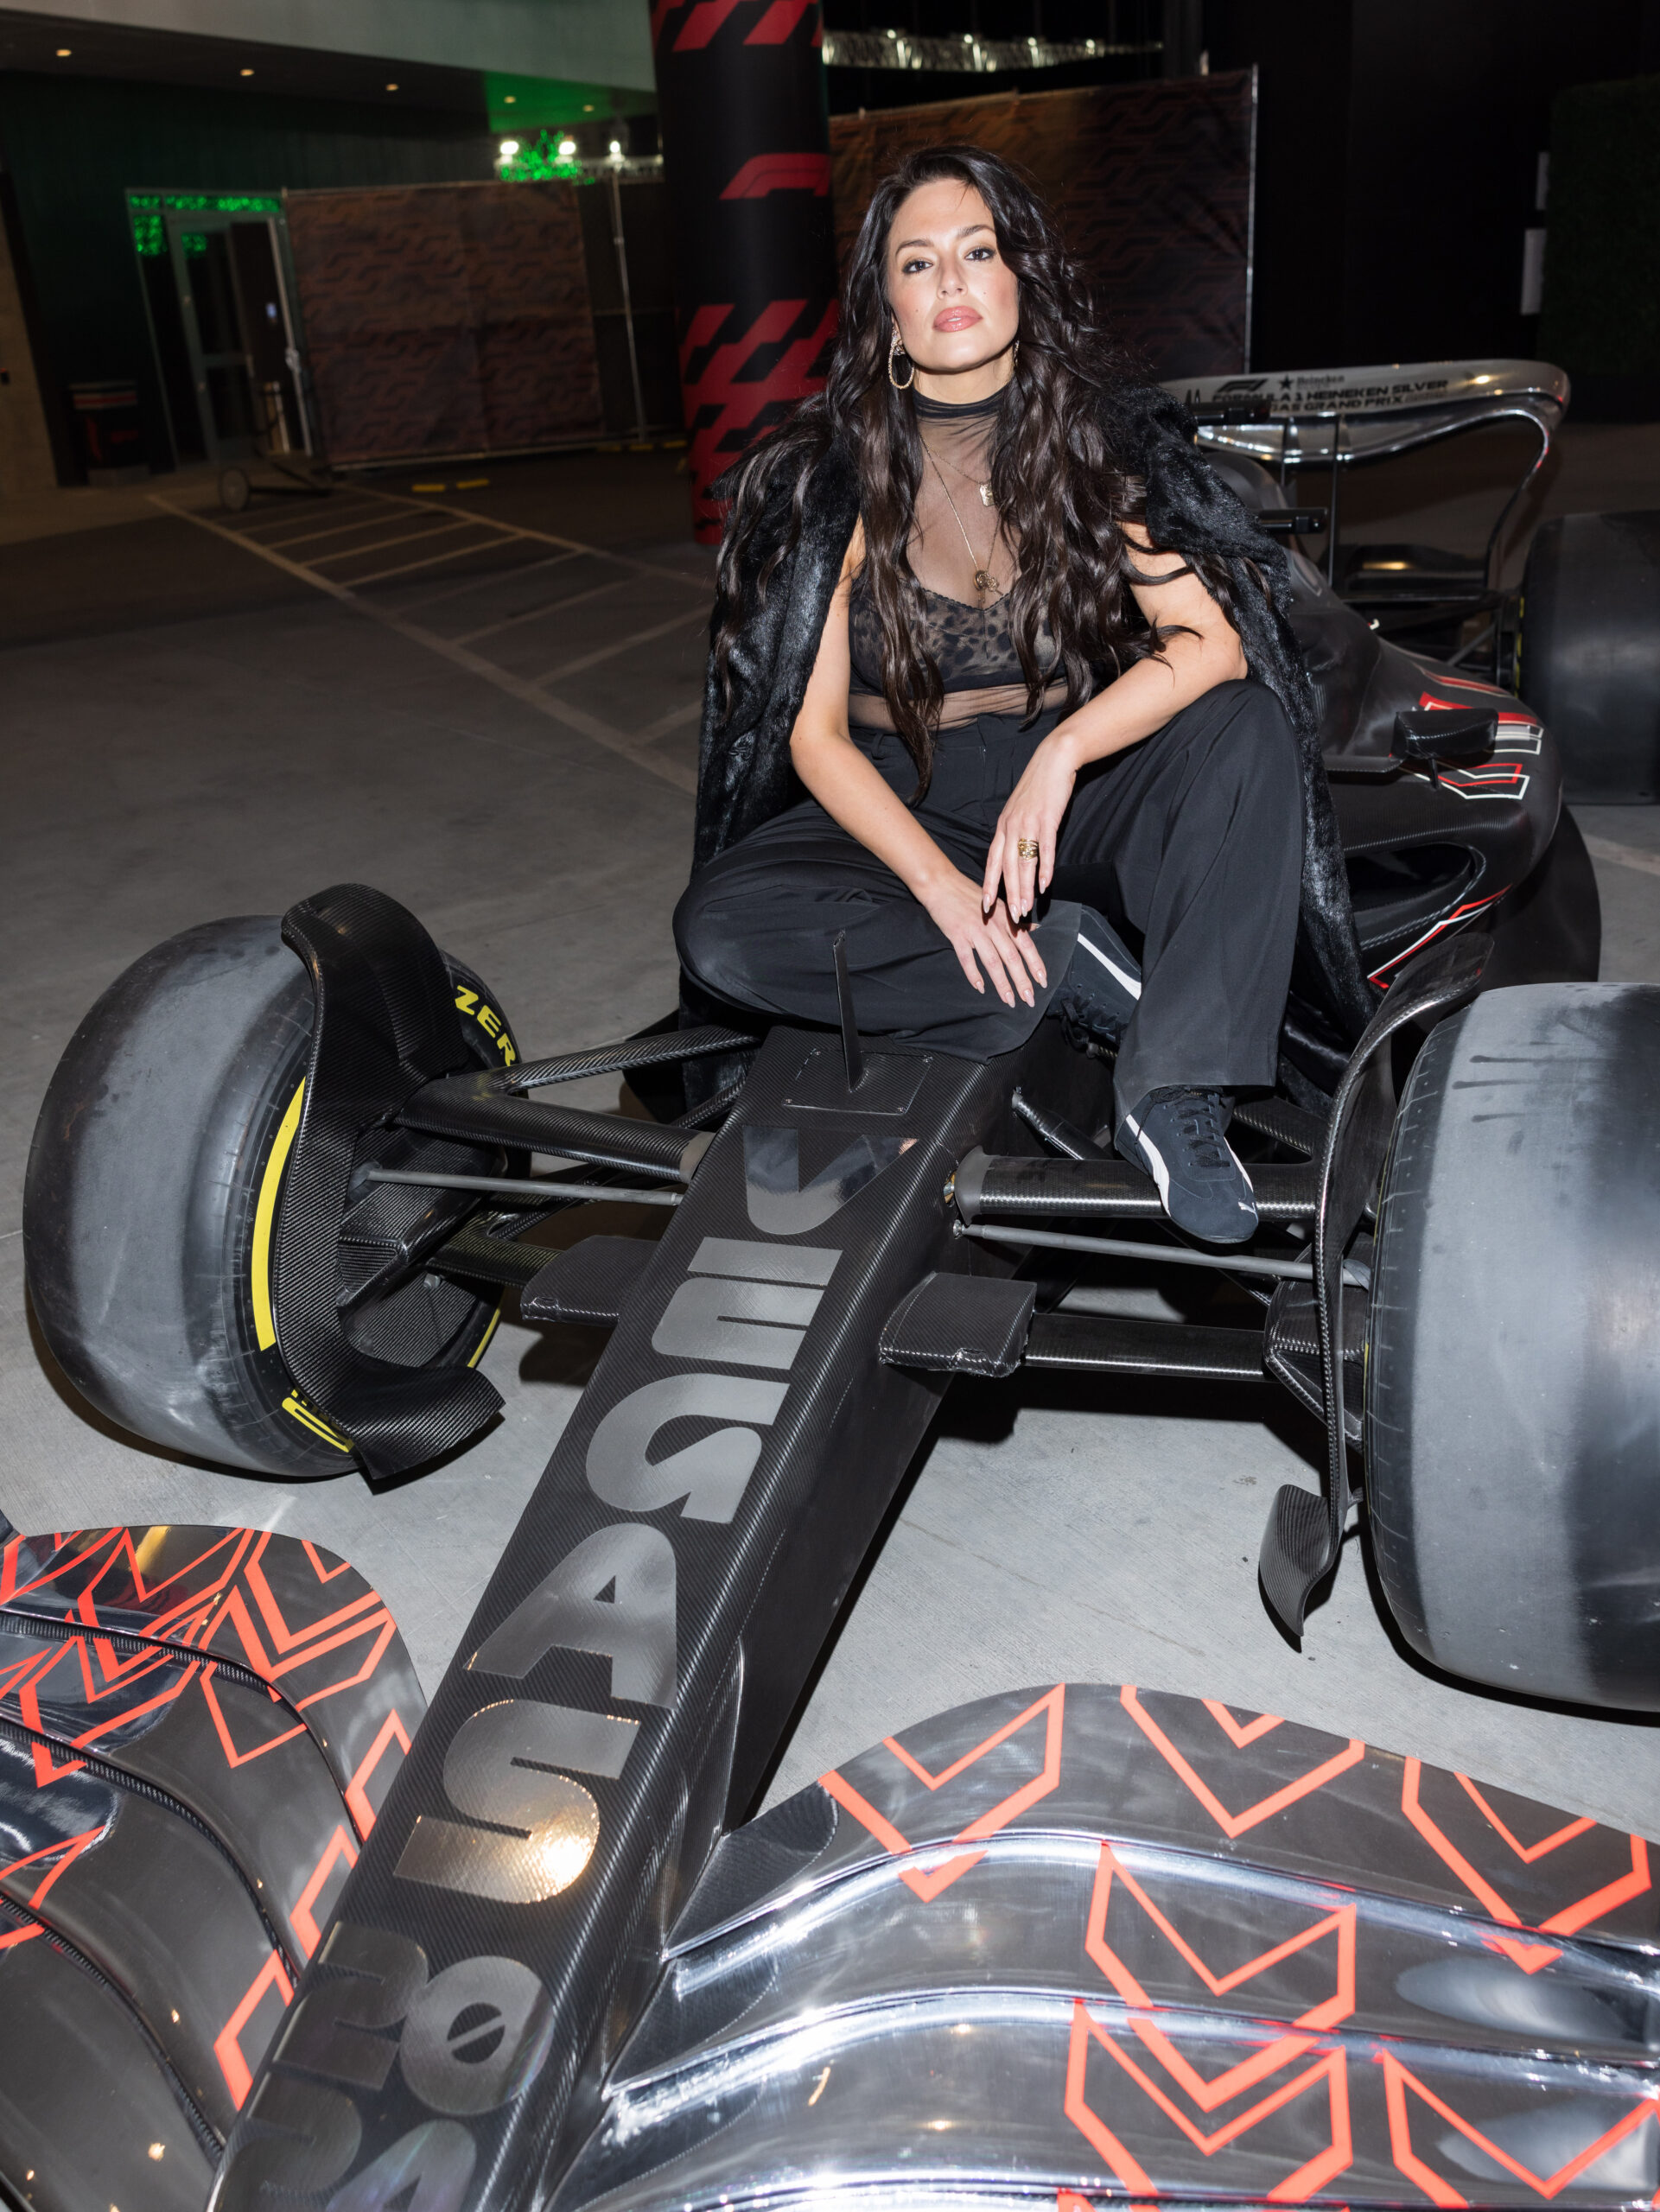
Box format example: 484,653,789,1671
925,435,995,508
924,448,1002,601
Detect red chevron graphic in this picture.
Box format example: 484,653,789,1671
1065,1999,1352,2201
721,153,830,199
1121,1687,1365,1837
345,1707,413,1838
0,1824,105,1911
290,1824,359,1961
820,1684,1065,1900
678,297,836,540
0,1921,41,1952
215,1948,294,2109
746,0,820,42
1085,1842,1357,2042
1402,1759,1650,1973
1380,2050,1660,2205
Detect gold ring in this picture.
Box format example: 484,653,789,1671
1016,837,1040,859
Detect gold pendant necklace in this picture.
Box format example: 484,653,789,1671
925,448,1002,601
925,435,995,510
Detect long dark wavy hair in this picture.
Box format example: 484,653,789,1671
712,143,1205,801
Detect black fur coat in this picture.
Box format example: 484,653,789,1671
691,382,1375,1044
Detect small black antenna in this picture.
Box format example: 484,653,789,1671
831,931,865,1092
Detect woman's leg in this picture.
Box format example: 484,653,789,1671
675,798,1078,1058
1052,678,1304,1128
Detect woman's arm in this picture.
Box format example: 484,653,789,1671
790,523,1048,1009
982,519,1250,921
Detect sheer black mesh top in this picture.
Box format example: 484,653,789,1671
847,383,1064,729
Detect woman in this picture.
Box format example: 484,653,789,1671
675,146,1370,1243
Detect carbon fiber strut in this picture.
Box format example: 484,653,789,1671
1256,931,1491,1637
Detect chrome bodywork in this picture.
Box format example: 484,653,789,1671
558,1681,1658,2210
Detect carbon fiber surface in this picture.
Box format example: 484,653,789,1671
218,1019,1097,2211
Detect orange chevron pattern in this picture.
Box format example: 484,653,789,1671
1121,1687,1367,1837
820,1684,1065,1900
1380,2051,1660,2205
1065,1999,1354,2202
1402,1760,1651,1974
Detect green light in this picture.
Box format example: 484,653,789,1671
127,189,282,256
496,130,587,182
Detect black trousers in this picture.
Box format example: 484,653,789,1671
675,677,1303,1121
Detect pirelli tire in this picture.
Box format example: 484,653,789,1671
23,914,518,1479
1365,981,1660,1709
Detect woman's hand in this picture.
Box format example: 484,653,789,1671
982,727,1080,922
918,866,1048,1007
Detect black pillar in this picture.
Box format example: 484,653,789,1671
652,0,838,542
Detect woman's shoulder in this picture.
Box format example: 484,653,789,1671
1095,378,1198,470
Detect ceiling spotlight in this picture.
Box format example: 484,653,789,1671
499,138,519,161
582,102,594,111
55,45,70,54
240,67,253,76
557,137,576,159
385,81,398,91
503,92,514,102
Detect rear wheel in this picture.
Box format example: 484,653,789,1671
1365,981,1660,1707
1519,510,1660,801
24,916,518,1477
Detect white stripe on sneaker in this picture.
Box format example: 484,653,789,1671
1123,1112,1170,1206
1078,931,1142,1000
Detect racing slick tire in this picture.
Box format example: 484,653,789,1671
1519,510,1660,802
23,915,516,1478
1365,980,1660,1708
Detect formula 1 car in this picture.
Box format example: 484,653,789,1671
13,359,1660,2209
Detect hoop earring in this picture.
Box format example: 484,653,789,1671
887,331,915,391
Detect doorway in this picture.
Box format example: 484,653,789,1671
130,192,310,467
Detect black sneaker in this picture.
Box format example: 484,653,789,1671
1116,1089,1258,1244
1052,908,1142,1046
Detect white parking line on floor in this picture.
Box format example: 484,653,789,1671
397,548,583,615
534,608,709,685
636,697,704,744
1583,833,1660,879
451,569,634,645
249,506,423,552
310,520,480,566
346,534,513,588
149,493,699,798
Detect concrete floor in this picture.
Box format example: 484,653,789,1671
3,429,1659,1843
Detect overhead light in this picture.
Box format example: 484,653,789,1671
499,138,519,161
385,81,398,91
607,137,622,158
582,102,594,111
557,136,576,158
55,45,70,55
240,67,253,76
503,92,514,102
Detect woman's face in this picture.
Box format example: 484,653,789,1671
885,178,1019,393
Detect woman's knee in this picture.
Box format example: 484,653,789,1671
1203,680,1301,793
673,870,726,989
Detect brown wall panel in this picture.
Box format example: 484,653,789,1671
285,181,603,462
829,73,1255,379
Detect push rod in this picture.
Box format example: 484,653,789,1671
364,1168,681,1206
958,1221,1368,1288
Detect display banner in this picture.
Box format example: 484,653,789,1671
830,71,1256,381
652,0,838,541
286,182,603,463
